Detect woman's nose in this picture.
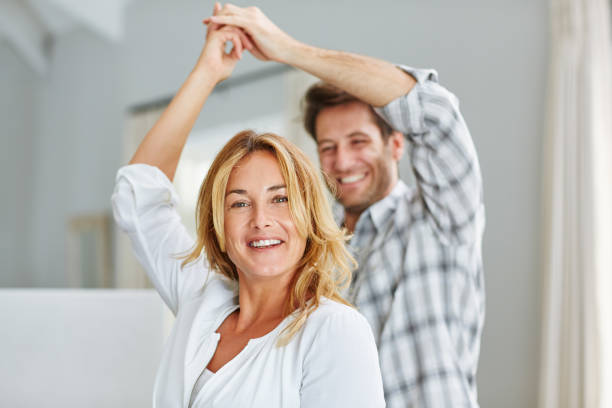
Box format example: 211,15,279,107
251,205,272,229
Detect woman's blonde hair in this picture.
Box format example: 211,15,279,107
181,130,355,345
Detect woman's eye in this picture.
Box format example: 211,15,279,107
230,201,249,208
273,196,288,204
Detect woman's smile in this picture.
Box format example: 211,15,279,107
248,238,283,249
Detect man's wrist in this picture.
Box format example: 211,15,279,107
276,39,313,67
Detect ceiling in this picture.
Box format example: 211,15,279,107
0,0,131,74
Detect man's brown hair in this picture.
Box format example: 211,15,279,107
302,82,394,142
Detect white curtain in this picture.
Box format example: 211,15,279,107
539,0,612,407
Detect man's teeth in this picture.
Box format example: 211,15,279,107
340,174,366,184
249,239,282,248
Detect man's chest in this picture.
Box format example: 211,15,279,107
348,224,407,341
348,209,438,343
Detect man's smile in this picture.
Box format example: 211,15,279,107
339,173,367,184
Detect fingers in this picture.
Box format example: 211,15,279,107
211,1,222,30
203,4,271,61
203,2,223,36
218,3,255,18
248,43,267,60
216,26,244,59
220,3,242,14
204,3,255,51
204,14,247,29
203,3,254,31
224,28,242,59
204,21,254,52
235,27,254,51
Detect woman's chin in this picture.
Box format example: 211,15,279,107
237,266,297,283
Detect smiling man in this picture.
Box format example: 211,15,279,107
206,4,486,407
305,96,405,232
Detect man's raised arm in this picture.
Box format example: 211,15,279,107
204,4,416,107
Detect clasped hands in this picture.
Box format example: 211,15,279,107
198,2,298,82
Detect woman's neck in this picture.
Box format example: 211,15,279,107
233,275,292,333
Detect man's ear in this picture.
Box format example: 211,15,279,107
389,130,405,161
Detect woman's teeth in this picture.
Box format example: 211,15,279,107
340,173,366,184
249,239,282,248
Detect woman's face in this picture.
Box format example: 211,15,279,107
223,150,306,284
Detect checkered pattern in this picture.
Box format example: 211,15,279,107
335,66,485,407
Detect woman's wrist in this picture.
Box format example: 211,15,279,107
189,64,223,90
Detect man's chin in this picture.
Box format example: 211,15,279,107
338,195,371,215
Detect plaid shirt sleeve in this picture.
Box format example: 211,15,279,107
372,67,485,407
375,66,484,246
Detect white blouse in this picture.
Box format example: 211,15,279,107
111,164,386,408
189,368,214,407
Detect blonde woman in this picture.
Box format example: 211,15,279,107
111,7,384,408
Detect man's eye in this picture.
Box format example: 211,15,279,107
273,196,288,204
319,145,334,153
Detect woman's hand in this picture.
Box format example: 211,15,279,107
195,3,254,82
128,3,254,180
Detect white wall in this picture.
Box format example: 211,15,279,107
1,0,549,406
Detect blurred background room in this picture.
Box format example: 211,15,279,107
1,0,610,407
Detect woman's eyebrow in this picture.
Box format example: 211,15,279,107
226,189,246,197
225,185,286,197
268,184,286,192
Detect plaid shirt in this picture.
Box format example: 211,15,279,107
334,66,485,407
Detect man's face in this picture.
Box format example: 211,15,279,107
315,101,404,216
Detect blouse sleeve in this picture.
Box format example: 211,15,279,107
300,308,386,407
111,164,218,315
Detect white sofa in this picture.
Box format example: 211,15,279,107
0,289,172,407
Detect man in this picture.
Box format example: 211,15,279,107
206,5,485,407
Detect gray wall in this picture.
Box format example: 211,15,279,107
1,0,548,406
0,43,40,287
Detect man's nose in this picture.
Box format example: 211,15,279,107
333,146,353,172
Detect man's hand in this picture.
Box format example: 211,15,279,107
203,4,300,64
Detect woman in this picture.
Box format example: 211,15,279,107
111,7,384,408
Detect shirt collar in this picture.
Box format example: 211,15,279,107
333,180,410,232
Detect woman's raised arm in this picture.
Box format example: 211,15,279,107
129,4,252,181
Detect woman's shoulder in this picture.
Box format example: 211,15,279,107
310,297,359,317
187,271,237,308
295,297,385,407
301,298,373,339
